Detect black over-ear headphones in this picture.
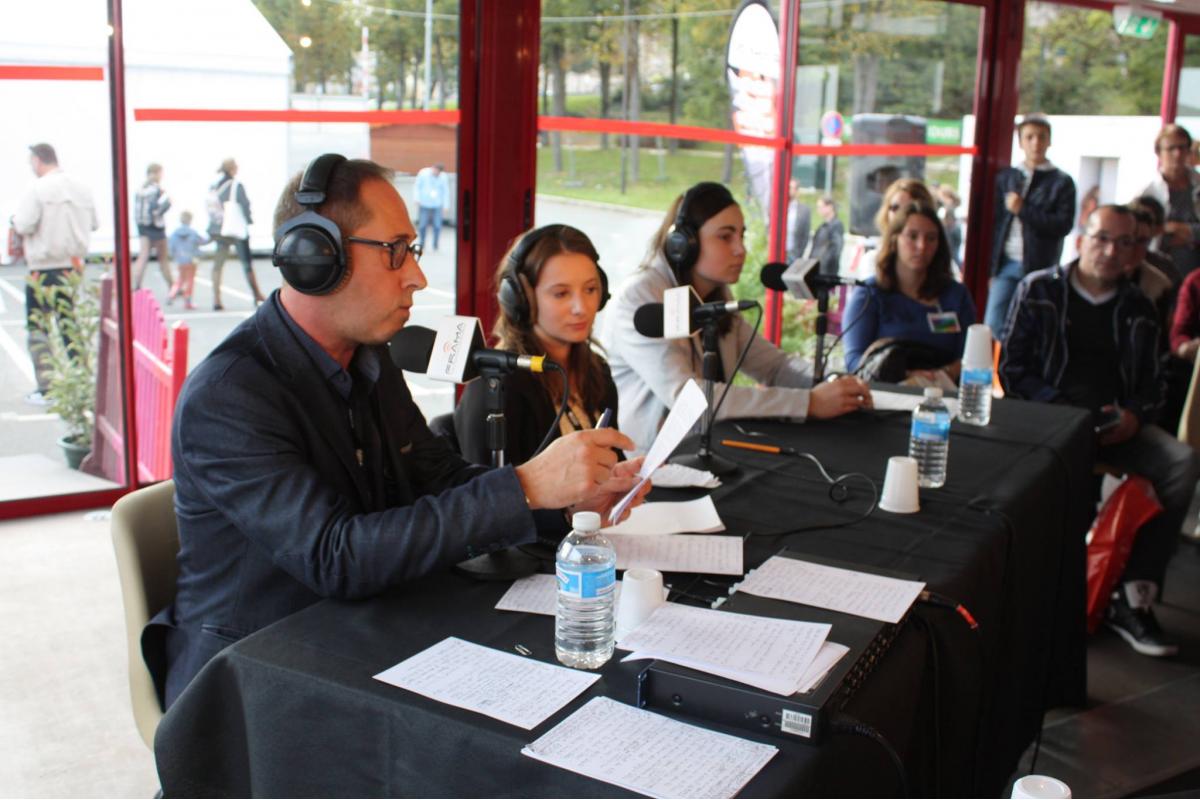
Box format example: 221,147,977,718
662,185,700,279
497,224,609,328
273,153,348,295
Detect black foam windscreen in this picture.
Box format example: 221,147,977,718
633,303,665,338
760,261,789,292
388,325,438,373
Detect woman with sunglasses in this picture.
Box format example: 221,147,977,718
842,203,976,383
604,182,871,455
455,224,618,466
853,178,937,281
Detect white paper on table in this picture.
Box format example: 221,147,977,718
798,641,850,694
872,389,960,418
609,533,742,575
617,603,830,696
611,379,708,522
521,697,778,799
601,496,724,536
372,637,598,730
495,574,626,617
736,556,925,624
650,462,721,488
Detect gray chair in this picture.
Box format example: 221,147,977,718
110,479,178,749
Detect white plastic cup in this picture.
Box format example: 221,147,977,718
879,455,921,514
1011,775,1072,799
614,568,666,641
962,323,994,370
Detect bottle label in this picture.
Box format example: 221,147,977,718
557,564,615,599
962,367,992,387
912,418,950,442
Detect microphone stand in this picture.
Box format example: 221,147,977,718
671,319,738,476
455,366,544,581
813,283,831,383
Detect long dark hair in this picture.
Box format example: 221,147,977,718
875,203,954,300
493,225,609,415
646,182,739,333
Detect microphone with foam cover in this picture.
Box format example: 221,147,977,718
633,303,665,338
389,324,551,379
760,261,789,293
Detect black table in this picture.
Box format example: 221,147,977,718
155,393,1093,798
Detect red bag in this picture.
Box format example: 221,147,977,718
1085,476,1162,633
7,225,23,262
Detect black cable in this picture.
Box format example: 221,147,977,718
532,361,570,457
831,713,909,798
709,303,763,422
731,448,878,536
909,614,941,797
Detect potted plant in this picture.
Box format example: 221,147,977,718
27,268,99,469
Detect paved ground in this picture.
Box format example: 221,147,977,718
0,196,662,501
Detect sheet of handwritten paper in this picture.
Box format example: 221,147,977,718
872,389,960,418
798,642,850,694
611,379,708,521
601,496,724,536
608,533,742,575
736,556,925,624
373,637,598,730
496,574,624,617
617,603,830,696
521,697,777,799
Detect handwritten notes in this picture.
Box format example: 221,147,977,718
617,603,830,696
602,496,724,536
522,697,778,799
373,637,598,730
872,388,960,418
496,574,626,617
609,533,743,575
612,380,708,520
650,463,722,489
736,556,925,624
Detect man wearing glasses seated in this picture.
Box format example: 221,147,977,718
149,157,646,708
1000,204,1200,658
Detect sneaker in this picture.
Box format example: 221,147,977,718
24,390,49,407
1106,594,1179,657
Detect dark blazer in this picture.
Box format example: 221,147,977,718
148,295,542,708
454,363,619,466
990,166,1076,276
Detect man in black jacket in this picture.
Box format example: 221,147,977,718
1001,205,1200,658
149,158,645,707
985,113,1076,336
810,195,844,277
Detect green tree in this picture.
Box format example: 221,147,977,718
253,0,357,93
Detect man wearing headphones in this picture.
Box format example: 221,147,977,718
150,156,645,708
603,182,872,454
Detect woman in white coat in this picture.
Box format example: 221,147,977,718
602,182,871,454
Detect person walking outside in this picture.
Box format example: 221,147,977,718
132,162,173,291
11,143,98,405
207,158,265,309
414,163,450,252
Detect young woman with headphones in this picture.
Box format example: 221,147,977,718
454,224,619,466
603,181,872,454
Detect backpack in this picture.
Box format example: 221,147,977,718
135,184,160,228
206,178,231,229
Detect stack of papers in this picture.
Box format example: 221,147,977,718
373,637,598,730
522,697,778,799
650,463,722,488
872,388,961,418
601,496,724,535
608,533,743,575
495,573,670,617
617,603,830,696
735,556,925,624
612,380,708,521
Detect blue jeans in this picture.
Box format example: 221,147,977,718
418,206,443,251
985,258,1025,338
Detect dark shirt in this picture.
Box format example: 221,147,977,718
1167,186,1200,275
1058,287,1120,416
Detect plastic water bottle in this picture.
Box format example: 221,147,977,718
555,511,616,669
909,387,951,488
958,365,993,426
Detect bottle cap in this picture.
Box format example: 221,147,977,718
572,511,602,532
923,387,944,399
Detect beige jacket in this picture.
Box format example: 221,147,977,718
13,168,99,269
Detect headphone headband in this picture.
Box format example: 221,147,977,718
295,153,347,207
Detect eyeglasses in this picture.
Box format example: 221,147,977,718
345,235,423,269
888,203,902,212
1086,232,1136,250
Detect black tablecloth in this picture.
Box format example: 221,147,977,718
155,393,1093,798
